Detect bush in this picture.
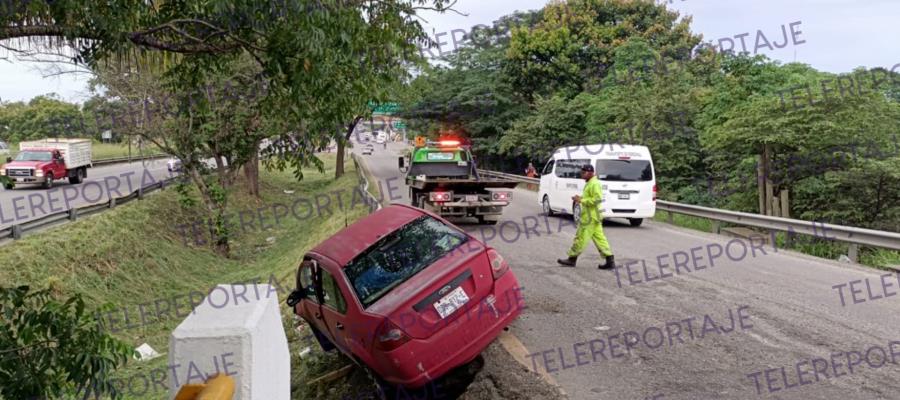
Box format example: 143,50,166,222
0,286,133,399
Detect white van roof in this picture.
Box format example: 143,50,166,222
551,144,652,161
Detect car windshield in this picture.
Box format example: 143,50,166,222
14,151,53,161
343,215,468,308
596,159,653,181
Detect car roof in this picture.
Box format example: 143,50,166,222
551,144,652,160
310,204,426,266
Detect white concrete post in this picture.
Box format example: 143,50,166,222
169,284,290,400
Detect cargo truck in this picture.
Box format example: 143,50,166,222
1,138,92,189
398,137,517,224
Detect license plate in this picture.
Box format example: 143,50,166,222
618,193,630,200
465,195,479,202
434,287,469,319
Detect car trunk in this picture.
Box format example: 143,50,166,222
367,239,494,340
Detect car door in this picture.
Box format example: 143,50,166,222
297,258,335,346
316,265,355,352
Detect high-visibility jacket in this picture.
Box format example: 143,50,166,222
580,176,603,224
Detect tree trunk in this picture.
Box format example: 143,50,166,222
336,116,364,179
335,138,346,178
187,167,230,255
244,151,260,197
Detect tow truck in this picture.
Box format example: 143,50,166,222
398,136,517,224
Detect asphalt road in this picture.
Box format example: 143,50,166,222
0,158,175,229
355,139,900,400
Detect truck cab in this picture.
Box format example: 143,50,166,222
1,139,91,189
2,149,66,188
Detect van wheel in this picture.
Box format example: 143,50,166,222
628,218,644,227
542,195,555,216
572,203,581,226
43,173,53,189
3,183,13,190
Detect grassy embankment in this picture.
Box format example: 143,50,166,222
0,154,373,399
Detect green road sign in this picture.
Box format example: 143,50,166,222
368,101,400,114
393,120,406,129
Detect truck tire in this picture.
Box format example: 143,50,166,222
3,183,12,190
43,173,53,189
628,218,644,227
68,168,84,184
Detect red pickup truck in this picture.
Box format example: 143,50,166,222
1,139,92,190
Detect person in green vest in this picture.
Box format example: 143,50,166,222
557,164,616,269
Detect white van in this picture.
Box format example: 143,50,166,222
538,144,656,227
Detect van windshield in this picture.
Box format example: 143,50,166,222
596,159,653,181
344,215,468,308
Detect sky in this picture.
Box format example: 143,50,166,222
1,0,898,104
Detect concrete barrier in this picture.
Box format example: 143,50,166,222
169,284,290,400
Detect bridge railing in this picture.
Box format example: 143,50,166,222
477,169,900,260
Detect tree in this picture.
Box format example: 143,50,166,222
2,0,456,253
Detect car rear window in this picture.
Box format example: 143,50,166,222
343,215,468,308
596,159,653,181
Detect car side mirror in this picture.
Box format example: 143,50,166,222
286,289,306,307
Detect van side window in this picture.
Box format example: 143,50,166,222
555,159,591,179
542,160,555,175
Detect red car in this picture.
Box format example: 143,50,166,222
287,204,524,390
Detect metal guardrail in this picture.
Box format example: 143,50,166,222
351,152,383,212
1,176,180,244
92,153,168,166
477,169,900,257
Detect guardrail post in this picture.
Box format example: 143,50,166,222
109,197,116,209
667,211,674,224
67,208,78,221
848,244,859,263
11,225,22,240
711,221,721,234
137,186,144,199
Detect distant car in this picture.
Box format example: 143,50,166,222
167,158,182,172
287,205,522,393
362,147,374,155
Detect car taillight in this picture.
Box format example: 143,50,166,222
374,319,410,352
653,184,657,201
429,191,452,202
487,248,509,280
491,191,512,201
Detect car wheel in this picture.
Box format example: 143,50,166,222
542,195,555,216
43,173,53,189
572,203,581,226
477,216,498,225
628,218,644,227
3,183,13,190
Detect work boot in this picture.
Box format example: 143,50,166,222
599,255,616,270
557,256,577,267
